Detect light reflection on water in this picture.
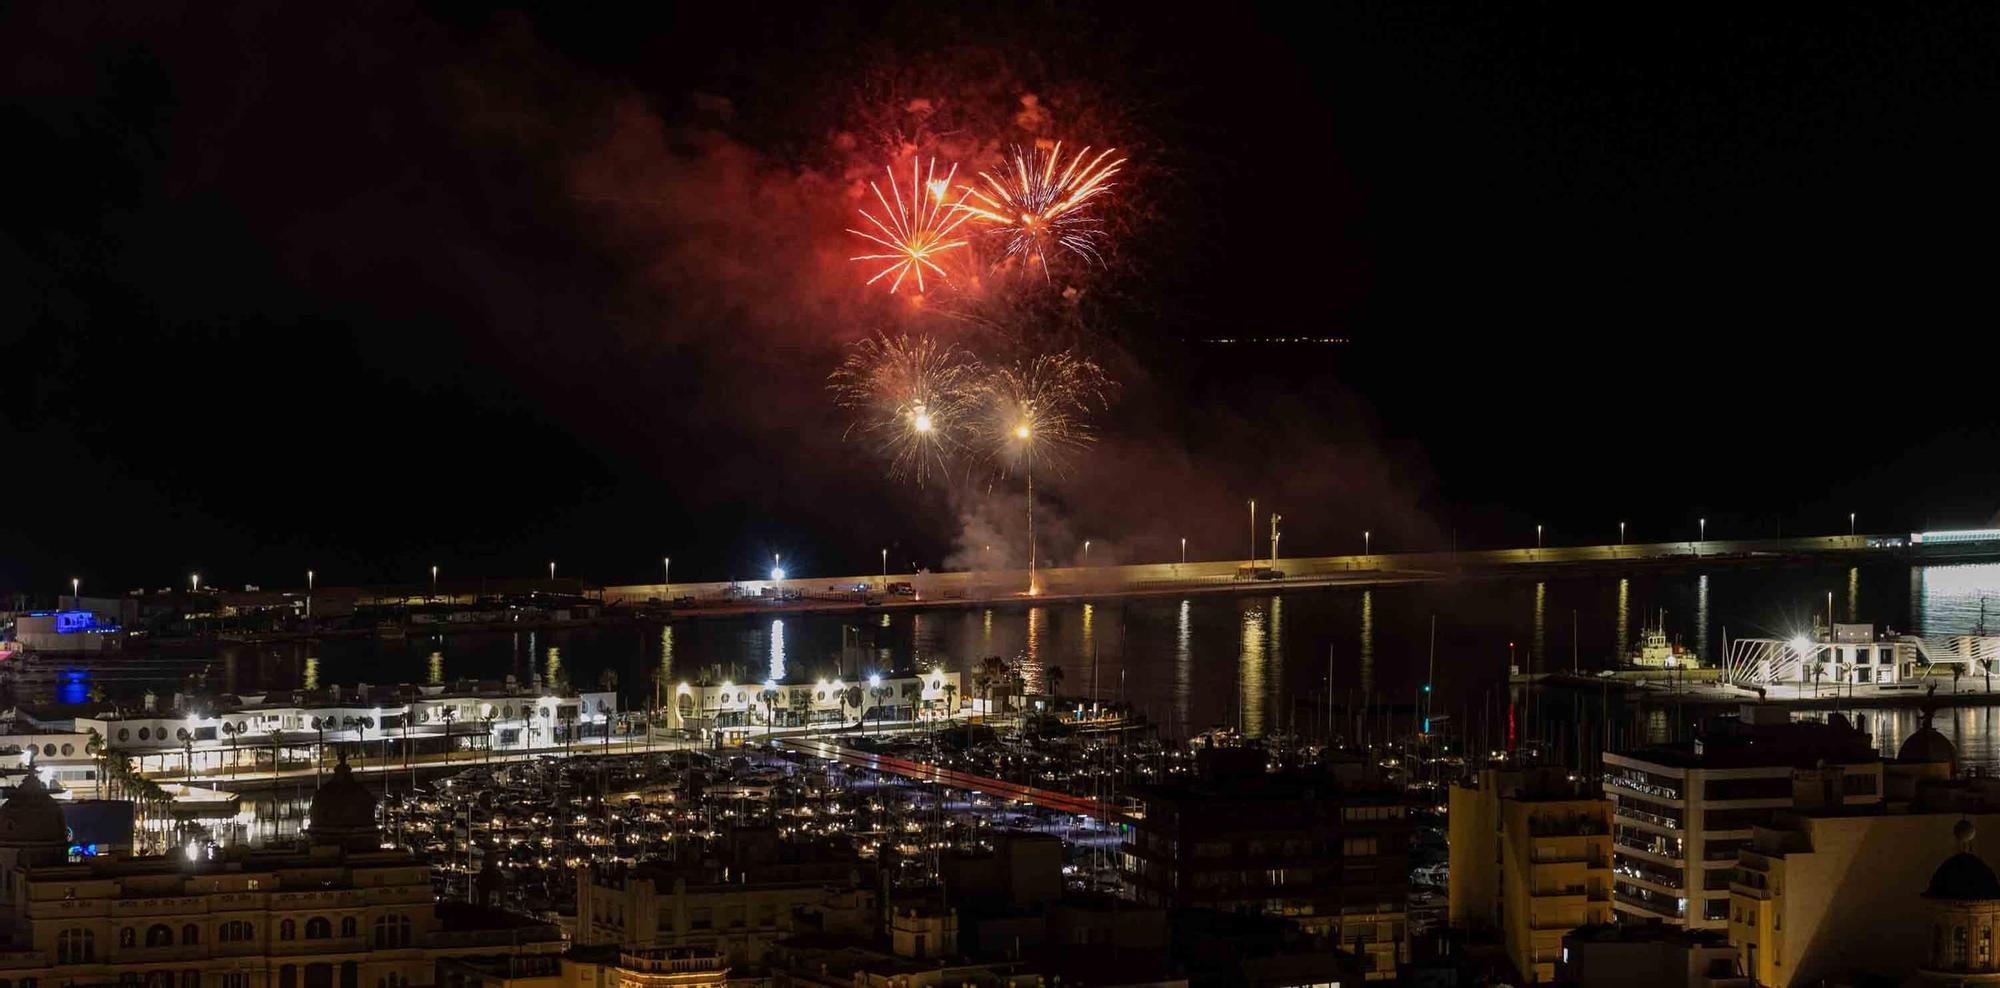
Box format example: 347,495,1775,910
122,560,2000,776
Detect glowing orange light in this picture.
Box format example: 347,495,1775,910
848,158,974,294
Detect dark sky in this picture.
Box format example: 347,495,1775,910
5,2,1999,594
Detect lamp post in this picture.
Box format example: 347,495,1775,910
1849,512,1856,536
191,573,200,593
1084,540,1092,566
1619,521,1626,545
1248,500,1256,569
549,561,556,582
1181,537,1187,564
1364,530,1372,555
1700,517,1706,541
881,548,887,578
1536,524,1543,549
306,569,314,621
430,565,438,599
70,577,78,601
663,557,671,589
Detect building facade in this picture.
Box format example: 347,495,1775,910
1121,748,1410,980
1448,766,1613,982
0,755,562,988
1604,707,1882,929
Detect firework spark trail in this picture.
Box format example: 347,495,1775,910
847,158,975,294
959,143,1126,276
829,334,988,484
978,350,1113,477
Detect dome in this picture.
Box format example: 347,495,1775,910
0,774,69,846
1899,725,1958,765
1925,852,2000,901
305,753,379,848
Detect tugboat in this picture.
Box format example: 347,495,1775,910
1626,613,1699,669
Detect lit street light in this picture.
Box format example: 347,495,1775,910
1248,499,1256,568
1619,521,1626,545
1180,537,1187,565
549,561,556,581
430,565,438,598
663,557,671,588
1849,512,1856,536
1700,517,1706,541
70,577,79,600
770,553,785,582
1084,540,1092,566
1364,530,1371,555
191,573,200,593
881,548,888,577
1536,524,1543,549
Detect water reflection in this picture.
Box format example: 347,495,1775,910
1847,567,1860,623
1616,578,1631,659
1918,563,2000,635
303,656,319,691
544,645,561,689
1695,575,1710,663
1175,600,1193,737
659,625,675,684
427,652,444,686
768,619,786,681
1268,596,1284,733
1360,590,1374,696
1023,607,1045,692
1239,601,1268,738
1532,582,1547,669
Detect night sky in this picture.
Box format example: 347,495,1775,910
5,3,1999,594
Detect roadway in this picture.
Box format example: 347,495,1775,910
776,736,1124,821
601,533,1968,614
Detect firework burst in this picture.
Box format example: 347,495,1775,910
829,334,987,483
847,158,975,294
978,350,1113,477
960,143,1126,276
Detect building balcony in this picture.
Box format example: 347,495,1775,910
1606,777,1684,805
1614,892,1684,922
1615,837,1686,866
1614,806,1685,833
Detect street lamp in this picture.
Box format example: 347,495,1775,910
430,565,438,598
191,573,200,593
70,577,78,600
549,561,556,581
1248,499,1256,567
1084,540,1092,566
881,548,888,577
1181,537,1187,564
1699,518,1706,541
306,569,314,621
1364,530,1371,555
1536,524,1543,549
663,557,671,588
770,553,785,582
1619,521,1626,545
1849,512,1856,536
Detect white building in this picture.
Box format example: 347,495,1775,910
1604,706,1884,929
661,668,963,736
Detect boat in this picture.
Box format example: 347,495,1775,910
1626,613,1698,669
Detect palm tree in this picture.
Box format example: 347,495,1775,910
84,729,105,798
758,688,780,738
219,721,240,777
176,728,196,781
439,706,458,770
869,685,893,737
310,717,330,787
941,683,958,721
597,670,619,749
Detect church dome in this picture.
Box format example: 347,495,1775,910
305,753,379,848
0,774,69,846
1926,851,2000,901
1900,725,1958,765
